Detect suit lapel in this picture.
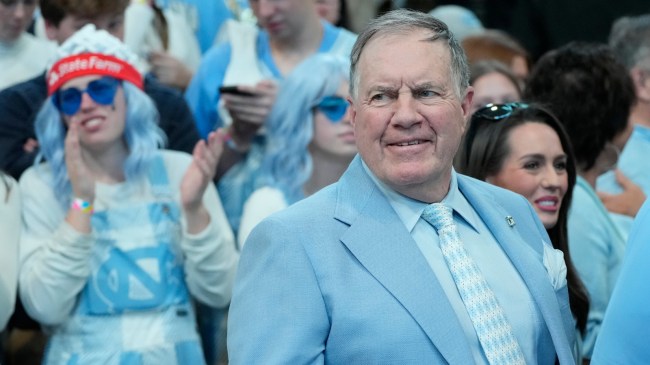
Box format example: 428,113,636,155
335,158,474,364
458,176,574,363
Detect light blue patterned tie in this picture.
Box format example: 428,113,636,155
422,203,526,365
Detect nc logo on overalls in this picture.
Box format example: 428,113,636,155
83,245,187,314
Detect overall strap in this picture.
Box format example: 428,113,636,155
147,153,173,198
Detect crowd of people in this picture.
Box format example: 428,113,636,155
1,1,650,364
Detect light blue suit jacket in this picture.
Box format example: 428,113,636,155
228,156,575,364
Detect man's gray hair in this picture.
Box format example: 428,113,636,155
349,9,470,99
609,15,650,70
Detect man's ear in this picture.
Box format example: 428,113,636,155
460,86,474,133
347,96,357,129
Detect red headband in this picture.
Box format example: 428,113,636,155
47,53,143,95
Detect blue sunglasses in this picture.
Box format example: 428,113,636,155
316,96,349,122
53,77,121,116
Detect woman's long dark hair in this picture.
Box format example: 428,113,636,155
458,103,590,334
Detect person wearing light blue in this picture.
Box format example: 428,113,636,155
185,0,356,140
525,42,636,360
154,0,243,54
18,26,238,364
228,10,575,364
185,0,356,236
597,15,650,237
237,54,355,247
590,199,650,364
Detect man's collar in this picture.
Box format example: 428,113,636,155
361,160,480,233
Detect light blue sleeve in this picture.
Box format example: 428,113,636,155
227,215,329,365
591,200,650,364
185,43,232,139
567,187,624,358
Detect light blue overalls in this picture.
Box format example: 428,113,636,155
44,156,206,365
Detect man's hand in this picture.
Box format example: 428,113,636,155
598,169,646,217
149,50,194,90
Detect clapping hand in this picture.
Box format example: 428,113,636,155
65,122,95,203
180,128,228,233
64,122,95,232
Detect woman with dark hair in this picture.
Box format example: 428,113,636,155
458,102,589,363
525,42,636,361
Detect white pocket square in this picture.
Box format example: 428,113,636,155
542,242,568,290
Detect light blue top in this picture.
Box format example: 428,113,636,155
185,20,357,139
366,164,552,365
187,21,355,234
568,176,626,359
227,155,575,364
597,124,650,238
591,199,650,365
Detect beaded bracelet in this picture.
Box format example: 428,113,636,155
71,197,94,214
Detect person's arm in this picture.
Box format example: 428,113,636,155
180,179,238,308
215,79,278,181
176,133,239,307
591,200,650,363
0,76,46,179
18,168,95,326
228,217,329,364
568,203,619,359
597,169,646,217
0,176,21,329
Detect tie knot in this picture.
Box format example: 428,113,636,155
422,203,454,231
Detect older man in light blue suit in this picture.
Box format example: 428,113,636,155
228,9,575,365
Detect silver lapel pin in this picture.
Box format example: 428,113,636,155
505,216,516,227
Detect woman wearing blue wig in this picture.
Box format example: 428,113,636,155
237,54,356,247
17,25,238,364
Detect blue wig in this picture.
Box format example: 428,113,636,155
259,54,350,203
35,82,166,209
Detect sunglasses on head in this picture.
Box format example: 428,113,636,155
316,96,349,122
53,76,121,116
472,102,529,121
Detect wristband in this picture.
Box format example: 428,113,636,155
71,197,94,214
224,130,250,154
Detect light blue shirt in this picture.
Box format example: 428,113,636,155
363,163,552,365
185,20,356,138
569,176,625,359
591,199,650,364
